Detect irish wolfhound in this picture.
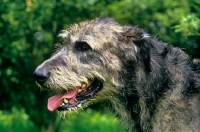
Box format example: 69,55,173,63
33,17,200,132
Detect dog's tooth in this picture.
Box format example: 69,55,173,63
77,104,82,107
60,103,65,107
63,98,69,103
78,89,83,93
81,83,86,89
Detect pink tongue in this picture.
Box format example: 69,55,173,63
47,89,77,111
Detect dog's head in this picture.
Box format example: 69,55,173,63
33,17,150,114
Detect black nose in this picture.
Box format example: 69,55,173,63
33,68,49,84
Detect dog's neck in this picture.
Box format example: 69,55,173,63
111,44,172,131
111,40,197,132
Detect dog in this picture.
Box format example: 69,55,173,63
33,17,200,132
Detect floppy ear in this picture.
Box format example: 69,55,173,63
121,26,149,41
121,26,151,72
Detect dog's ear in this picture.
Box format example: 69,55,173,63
121,26,151,72
120,26,149,41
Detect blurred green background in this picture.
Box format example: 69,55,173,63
0,0,200,132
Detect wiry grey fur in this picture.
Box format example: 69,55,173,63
34,17,200,132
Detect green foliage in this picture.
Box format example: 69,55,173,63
173,0,200,56
0,107,39,132
0,0,200,131
107,0,190,46
174,15,200,36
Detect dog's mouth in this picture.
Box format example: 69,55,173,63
47,78,103,111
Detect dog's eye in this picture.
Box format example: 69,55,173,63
75,41,92,51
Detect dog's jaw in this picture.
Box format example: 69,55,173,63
47,78,103,112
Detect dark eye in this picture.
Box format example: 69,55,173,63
75,41,92,51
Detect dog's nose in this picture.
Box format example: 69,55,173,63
33,68,49,84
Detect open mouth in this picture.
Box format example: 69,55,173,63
47,78,103,111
